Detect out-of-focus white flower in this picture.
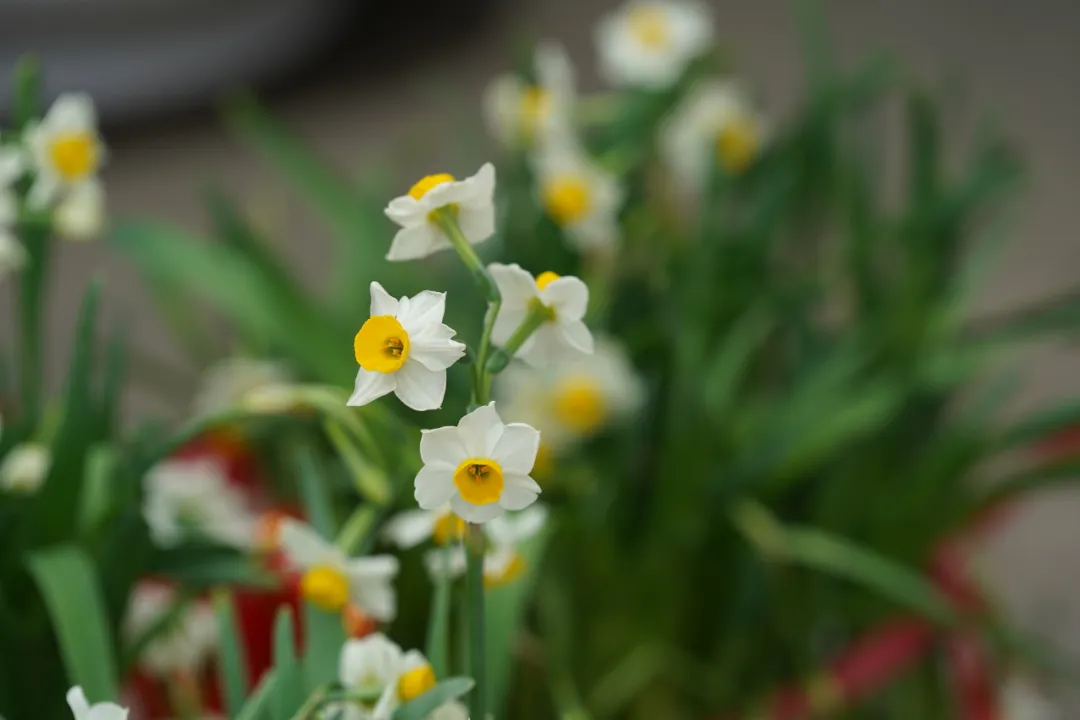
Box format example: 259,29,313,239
595,0,713,89
662,79,767,189
422,546,468,583
54,181,105,241
428,701,469,720
485,42,576,148
532,141,623,252
280,519,399,620
1002,676,1059,720
0,148,27,278
488,263,593,368
496,335,644,450
0,443,50,494
24,94,106,211
66,686,128,720
193,357,291,416
336,634,440,720
484,505,548,587
348,282,466,412
124,583,218,677
384,504,466,549
142,458,257,549
415,402,541,524
384,164,496,261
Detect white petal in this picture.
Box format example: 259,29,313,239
369,281,399,317
48,93,97,131
540,276,588,320
462,162,497,208
483,75,524,146
423,547,468,581
456,203,496,246
67,686,92,720
383,509,437,548
397,290,446,331
347,368,396,407
0,147,24,183
420,427,469,467
488,263,538,313
491,307,528,348
558,319,595,354
400,649,429,672
414,464,457,509
348,554,400,579
536,42,576,104
490,423,540,474
407,324,467,371
457,402,505,457
450,494,505,524
385,196,423,226
0,232,27,276
87,703,129,720
394,361,446,411
55,180,106,241
429,700,470,720
386,224,450,261
507,505,549,543
498,472,541,511
279,519,337,568
371,683,399,720
517,324,561,368
339,634,403,688
27,174,59,209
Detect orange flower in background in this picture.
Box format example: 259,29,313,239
343,604,378,639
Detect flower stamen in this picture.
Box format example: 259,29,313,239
354,315,411,373
453,458,505,505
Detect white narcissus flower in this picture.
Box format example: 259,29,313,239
0,443,50,494
348,282,467,411
280,519,399,620
383,504,466,549
0,147,27,277
489,263,593,368
142,458,257,549
495,335,644,449
415,402,541,523
336,634,439,719
66,686,128,720
484,505,549,587
595,0,713,90
484,42,576,148
532,141,623,252
123,583,218,677
661,79,768,189
192,357,291,416
24,93,106,210
54,180,105,241
384,163,496,261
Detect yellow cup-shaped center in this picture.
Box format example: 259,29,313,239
535,271,561,291
432,512,467,545
408,173,456,200
354,315,410,373
49,132,98,181
627,5,671,50
398,664,437,702
301,565,349,611
553,377,606,434
542,176,591,227
716,118,759,175
453,458,504,505
484,552,527,588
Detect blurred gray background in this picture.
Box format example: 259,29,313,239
6,0,1080,709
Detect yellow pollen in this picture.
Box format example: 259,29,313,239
520,86,550,138
535,271,561,291
627,5,671,50
300,566,349,611
553,377,607,434
398,664,437,701
48,132,98,181
453,458,505,506
408,173,456,200
354,315,411,373
432,512,467,545
716,118,760,175
485,552,527,588
541,176,591,226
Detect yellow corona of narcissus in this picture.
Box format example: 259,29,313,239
384,163,496,261
279,519,399,620
348,282,466,411
595,0,714,89
532,141,624,252
484,41,576,147
383,505,467,550
415,403,542,524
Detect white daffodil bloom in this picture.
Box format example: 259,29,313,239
0,148,27,278
142,458,257,549
384,504,466,549
489,263,594,368
123,584,218,677
532,141,623,252
484,41,576,148
0,443,50,494
496,335,644,449
336,634,440,720
1002,676,1059,720
193,357,291,417
384,164,496,261
54,180,106,241
280,518,399,620
428,701,469,720
415,402,541,524
66,687,128,720
348,282,467,411
595,0,713,89
484,505,548,587
24,94,106,210
662,79,768,189
422,546,468,583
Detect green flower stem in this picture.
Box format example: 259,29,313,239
485,302,551,375
465,522,487,720
17,221,51,429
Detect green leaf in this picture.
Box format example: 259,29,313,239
303,603,345,692
13,55,42,129
27,546,120,702
293,443,337,538
994,400,1080,453
153,547,279,591
272,608,303,720
702,305,774,418
425,552,454,679
324,419,392,506
391,677,475,720
975,458,1080,516
213,590,250,717
79,444,117,534
236,671,277,720
99,320,129,440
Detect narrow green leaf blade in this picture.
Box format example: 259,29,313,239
324,419,391,506
303,603,345,692
272,608,302,720
294,444,337,538
392,677,475,720
213,590,250,717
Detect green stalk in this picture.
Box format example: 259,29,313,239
17,220,51,429
465,523,487,720
485,302,550,375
